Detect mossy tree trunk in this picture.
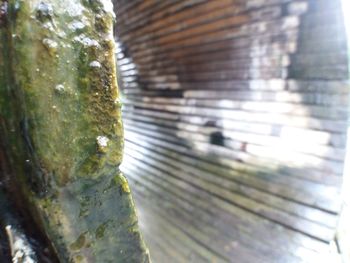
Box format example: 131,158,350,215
0,0,149,262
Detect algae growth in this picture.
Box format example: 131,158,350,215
0,0,149,262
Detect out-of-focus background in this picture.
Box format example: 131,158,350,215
113,0,350,262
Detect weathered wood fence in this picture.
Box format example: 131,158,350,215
114,0,350,262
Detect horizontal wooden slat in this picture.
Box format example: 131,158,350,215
123,128,341,209
123,156,341,262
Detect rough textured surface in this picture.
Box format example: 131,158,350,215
114,0,349,262
0,0,149,262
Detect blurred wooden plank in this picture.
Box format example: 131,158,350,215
123,159,338,262
123,140,335,240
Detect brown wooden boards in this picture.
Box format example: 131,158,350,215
114,0,349,261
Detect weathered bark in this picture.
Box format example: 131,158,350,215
0,0,149,262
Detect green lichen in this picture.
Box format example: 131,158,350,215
0,0,150,262
70,232,87,251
